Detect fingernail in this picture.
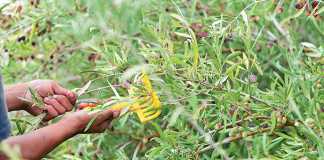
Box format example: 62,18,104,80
68,92,74,97
112,111,120,118
44,97,50,102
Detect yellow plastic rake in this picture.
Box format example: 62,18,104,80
78,73,161,123
109,73,161,123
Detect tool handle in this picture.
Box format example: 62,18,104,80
110,102,130,110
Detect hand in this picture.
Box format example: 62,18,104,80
22,80,77,120
3,109,120,160
61,109,120,133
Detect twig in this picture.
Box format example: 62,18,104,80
84,86,114,94
116,141,133,150
221,48,245,53
198,120,295,154
210,116,270,134
185,113,231,160
271,16,293,50
223,88,279,108
266,30,278,41
132,142,141,160
142,132,160,142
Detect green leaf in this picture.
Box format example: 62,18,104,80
84,116,98,132
76,80,92,96
270,112,277,133
107,80,120,98
281,6,306,24
28,88,44,108
15,121,24,135
242,53,249,69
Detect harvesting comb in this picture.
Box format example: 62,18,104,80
110,73,162,123
77,73,161,123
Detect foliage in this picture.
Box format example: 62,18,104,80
0,0,323,159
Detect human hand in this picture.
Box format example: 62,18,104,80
22,80,77,120
60,109,120,134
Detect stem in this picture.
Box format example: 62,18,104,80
199,121,295,154
210,116,270,134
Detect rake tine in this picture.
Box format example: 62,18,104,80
143,110,157,116
140,110,161,123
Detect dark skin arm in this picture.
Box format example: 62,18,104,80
3,118,77,160
2,80,120,160
3,109,120,160
5,80,77,120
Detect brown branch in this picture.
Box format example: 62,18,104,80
271,16,293,50
199,120,295,154
221,48,245,53
111,131,160,149
143,132,160,142
212,116,270,133
239,91,277,108
220,88,279,108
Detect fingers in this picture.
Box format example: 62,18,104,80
26,104,59,121
94,110,114,124
97,109,120,122
85,109,120,133
96,121,114,133
53,95,73,111
112,110,120,118
44,105,58,121
61,109,120,134
44,97,66,114
52,83,77,104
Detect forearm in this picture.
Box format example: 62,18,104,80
5,83,28,111
3,120,79,160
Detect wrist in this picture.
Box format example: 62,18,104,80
59,113,90,135
5,82,29,111
57,118,82,136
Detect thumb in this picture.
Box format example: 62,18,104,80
26,104,45,116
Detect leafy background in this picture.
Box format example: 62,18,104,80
0,0,323,159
